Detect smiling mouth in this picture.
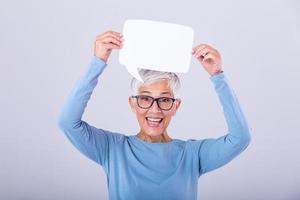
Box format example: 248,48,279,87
146,117,163,127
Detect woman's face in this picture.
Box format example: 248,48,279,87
129,80,181,137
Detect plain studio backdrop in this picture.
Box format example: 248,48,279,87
0,0,299,199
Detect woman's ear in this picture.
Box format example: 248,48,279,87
128,96,136,113
173,98,182,115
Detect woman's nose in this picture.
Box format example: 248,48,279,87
148,100,162,113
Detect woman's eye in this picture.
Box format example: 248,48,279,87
161,98,171,102
140,96,151,101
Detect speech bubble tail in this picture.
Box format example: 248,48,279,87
128,66,144,82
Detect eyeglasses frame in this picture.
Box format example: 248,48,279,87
131,95,177,111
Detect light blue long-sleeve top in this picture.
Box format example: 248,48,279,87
57,56,251,200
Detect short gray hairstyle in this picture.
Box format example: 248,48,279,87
130,69,181,98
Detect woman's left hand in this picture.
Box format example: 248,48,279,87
192,44,223,76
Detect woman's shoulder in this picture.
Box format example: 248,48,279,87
184,138,207,151
95,127,127,143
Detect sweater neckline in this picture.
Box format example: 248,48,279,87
131,135,177,145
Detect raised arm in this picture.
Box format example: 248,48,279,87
191,44,251,174
57,31,123,166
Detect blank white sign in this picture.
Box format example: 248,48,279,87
119,19,194,82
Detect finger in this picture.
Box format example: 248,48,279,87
96,37,123,48
192,45,200,53
106,30,123,37
192,44,218,55
96,32,123,41
101,36,122,46
193,46,209,56
94,39,122,50
196,47,208,57
192,45,201,53
192,44,206,51
195,47,218,58
203,52,218,62
98,30,122,37
97,31,123,41
194,47,210,58
192,44,208,53
103,43,122,50
97,35,123,44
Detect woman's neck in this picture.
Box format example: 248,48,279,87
136,131,172,143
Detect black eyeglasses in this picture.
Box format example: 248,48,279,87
131,95,176,111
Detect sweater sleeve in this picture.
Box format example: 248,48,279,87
197,73,251,175
57,56,116,166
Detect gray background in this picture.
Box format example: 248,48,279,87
1,0,299,199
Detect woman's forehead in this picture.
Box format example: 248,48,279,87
138,80,173,96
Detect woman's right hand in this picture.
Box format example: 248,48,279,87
94,30,123,62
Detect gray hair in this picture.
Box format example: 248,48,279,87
130,69,181,98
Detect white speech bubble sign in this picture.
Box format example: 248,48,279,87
119,19,194,82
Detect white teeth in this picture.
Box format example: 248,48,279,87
147,117,162,122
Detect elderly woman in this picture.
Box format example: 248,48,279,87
58,30,251,200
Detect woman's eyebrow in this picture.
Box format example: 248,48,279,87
161,91,172,95
139,91,151,94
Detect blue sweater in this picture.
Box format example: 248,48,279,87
57,56,251,200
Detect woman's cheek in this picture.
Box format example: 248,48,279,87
163,115,171,127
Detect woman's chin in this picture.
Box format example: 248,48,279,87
140,120,167,136
143,127,164,137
